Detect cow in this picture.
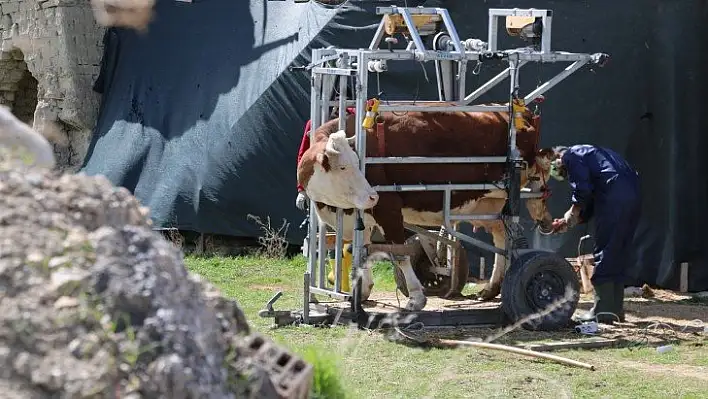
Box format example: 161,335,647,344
297,105,556,311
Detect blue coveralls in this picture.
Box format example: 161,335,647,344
561,145,641,285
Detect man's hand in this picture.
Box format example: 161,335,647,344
295,191,309,211
551,204,582,234
551,218,568,233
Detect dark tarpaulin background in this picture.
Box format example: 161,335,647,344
81,0,708,292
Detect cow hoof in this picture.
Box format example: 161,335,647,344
479,284,501,301
405,292,427,311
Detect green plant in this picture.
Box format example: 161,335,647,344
301,345,348,399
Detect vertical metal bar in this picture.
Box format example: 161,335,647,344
400,8,426,52
338,55,349,130
352,50,369,307
321,73,336,125
541,13,552,54
443,189,452,226
440,60,454,101
487,12,498,53
307,207,318,294
334,209,344,292
315,53,330,284
333,64,348,293
307,50,323,299
303,272,311,324
318,221,327,288
439,9,463,53
506,55,521,265
435,60,444,101
457,60,467,102
368,17,387,50
508,58,519,159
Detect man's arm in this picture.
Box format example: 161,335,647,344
562,150,594,208
553,151,594,232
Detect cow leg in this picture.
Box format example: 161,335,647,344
479,224,506,301
372,193,426,311
358,223,376,301
397,256,427,311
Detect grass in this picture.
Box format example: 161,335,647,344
186,254,708,399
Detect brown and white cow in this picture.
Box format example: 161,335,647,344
297,106,555,311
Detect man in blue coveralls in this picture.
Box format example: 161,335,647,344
549,145,641,324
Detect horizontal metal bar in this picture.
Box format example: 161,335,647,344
373,183,501,192
309,287,351,300
488,8,552,17
447,228,505,256
366,156,508,164
326,48,595,63
449,214,500,221
521,192,545,199
431,267,451,276
311,67,356,76
378,104,507,112
372,183,546,199
376,6,443,15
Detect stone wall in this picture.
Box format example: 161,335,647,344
0,0,105,171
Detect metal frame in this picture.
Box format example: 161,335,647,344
297,7,608,325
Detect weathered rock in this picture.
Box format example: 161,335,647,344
0,153,305,398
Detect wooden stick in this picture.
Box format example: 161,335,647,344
437,339,596,371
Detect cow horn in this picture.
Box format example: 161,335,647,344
346,136,356,146
325,135,340,155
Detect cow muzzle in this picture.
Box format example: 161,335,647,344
355,192,379,210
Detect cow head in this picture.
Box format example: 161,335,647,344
524,148,556,233
304,130,379,210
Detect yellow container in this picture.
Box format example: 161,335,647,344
327,243,353,293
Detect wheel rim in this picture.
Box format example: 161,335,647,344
525,270,567,310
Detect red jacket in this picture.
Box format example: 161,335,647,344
297,107,355,192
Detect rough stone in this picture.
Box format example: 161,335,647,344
0,151,304,398
0,0,105,172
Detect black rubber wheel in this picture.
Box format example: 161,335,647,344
500,250,580,331
393,235,469,298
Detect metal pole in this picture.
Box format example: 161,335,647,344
307,49,323,304
506,56,522,265
318,221,327,288
303,272,311,324
333,57,349,293
352,50,369,313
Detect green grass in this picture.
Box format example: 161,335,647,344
186,254,708,399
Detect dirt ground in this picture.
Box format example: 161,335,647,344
354,288,708,348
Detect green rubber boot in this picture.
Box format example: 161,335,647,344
573,281,618,324
614,282,626,322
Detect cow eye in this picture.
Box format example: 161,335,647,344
339,166,346,171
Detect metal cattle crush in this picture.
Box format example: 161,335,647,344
260,6,609,330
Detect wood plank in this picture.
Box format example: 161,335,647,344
519,338,620,352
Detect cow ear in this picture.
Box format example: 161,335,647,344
346,136,356,148
316,151,331,172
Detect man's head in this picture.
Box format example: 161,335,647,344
298,130,379,210
549,145,568,181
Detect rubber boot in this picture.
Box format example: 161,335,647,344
573,281,617,324
614,282,626,322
